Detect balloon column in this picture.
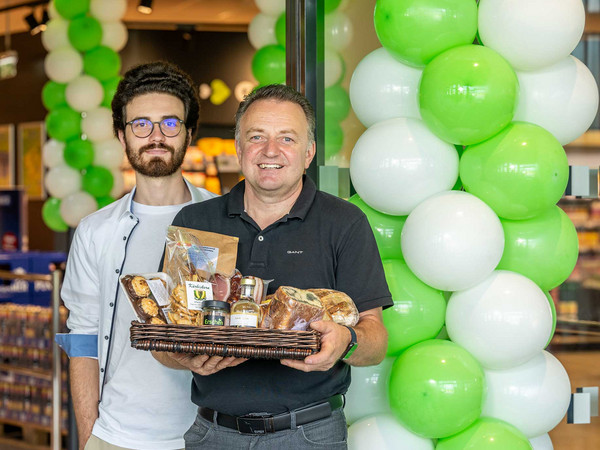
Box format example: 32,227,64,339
248,0,286,86
346,0,595,448
41,0,127,231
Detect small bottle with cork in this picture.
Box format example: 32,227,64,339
230,277,260,328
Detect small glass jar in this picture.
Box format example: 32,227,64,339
230,277,260,328
201,300,230,326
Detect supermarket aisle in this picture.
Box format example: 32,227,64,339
550,351,600,449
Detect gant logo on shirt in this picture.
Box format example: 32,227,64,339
287,250,304,254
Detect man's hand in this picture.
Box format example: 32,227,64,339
280,320,350,372
165,353,247,376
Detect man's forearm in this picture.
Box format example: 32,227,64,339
346,310,388,367
70,357,99,449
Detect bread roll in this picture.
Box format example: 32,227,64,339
266,286,326,331
308,289,359,327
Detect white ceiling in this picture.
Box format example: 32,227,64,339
0,0,259,37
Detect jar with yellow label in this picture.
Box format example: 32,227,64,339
230,277,260,328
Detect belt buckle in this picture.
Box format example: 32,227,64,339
236,415,272,435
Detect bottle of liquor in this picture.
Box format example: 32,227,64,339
230,277,260,328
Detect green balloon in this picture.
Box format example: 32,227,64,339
42,81,67,110
382,259,446,356
101,76,121,107
96,195,115,209
45,107,81,142
460,122,569,220
68,16,102,52
348,194,406,260
389,340,485,438
84,46,121,81
325,84,350,122
64,139,94,170
419,44,518,145
252,45,286,86
324,118,343,158
436,417,532,450
42,197,69,232
498,206,578,290
54,0,89,19
275,13,286,47
324,0,342,13
374,0,478,67
83,166,114,197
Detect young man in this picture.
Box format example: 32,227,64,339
58,62,216,450
155,84,392,449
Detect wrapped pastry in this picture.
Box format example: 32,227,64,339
263,286,327,331
308,289,359,327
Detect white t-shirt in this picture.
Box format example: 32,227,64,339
93,200,197,449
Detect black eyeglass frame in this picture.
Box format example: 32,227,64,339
125,118,185,138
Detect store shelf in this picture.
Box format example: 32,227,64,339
0,364,52,381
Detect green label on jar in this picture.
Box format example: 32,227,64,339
203,314,226,326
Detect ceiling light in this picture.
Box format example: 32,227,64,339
137,0,153,14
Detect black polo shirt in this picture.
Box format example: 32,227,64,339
171,176,392,416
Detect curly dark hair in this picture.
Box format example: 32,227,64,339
234,84,315,145
111,61,200,137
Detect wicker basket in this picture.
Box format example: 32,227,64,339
130,321,321,360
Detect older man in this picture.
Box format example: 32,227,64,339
156,84,392,449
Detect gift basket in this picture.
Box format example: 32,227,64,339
127,227,358,360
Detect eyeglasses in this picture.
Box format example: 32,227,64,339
126,118,185,138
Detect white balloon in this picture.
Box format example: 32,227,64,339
350,118,458,215
325,11,353,51
82,107,114,142
530,433,554,450
348,414,434,450
325,48,343,87
93,139,124,169
110,169,125,198
44,165,82,199
41,18,69,51
350,47,422,128
478,0,585,71
402,191,504,291
101,21,128,52
48,1,59,19
42,139,65,168
44,47,83,83
447,270,553,369
514,56,599,145
255,0,285,16
60,191,98,228
66,75,104,112
345,357,394,425
482,351,571,438
90,0,127,21
248,13,278,49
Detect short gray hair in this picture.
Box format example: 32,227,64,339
234,84,315,145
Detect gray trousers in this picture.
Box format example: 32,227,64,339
184,408,348,449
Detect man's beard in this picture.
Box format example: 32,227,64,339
125,140,187,178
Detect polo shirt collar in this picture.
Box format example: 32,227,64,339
227,175,317,221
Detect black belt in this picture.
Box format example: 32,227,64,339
199,394,344,435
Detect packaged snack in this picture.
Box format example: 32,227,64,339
120,273,172,324
163,226,239,325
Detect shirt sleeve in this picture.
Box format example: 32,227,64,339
60,219,101,357
334,214,393,313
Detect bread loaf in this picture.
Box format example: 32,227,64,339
266,286,326,331
308,289,359,327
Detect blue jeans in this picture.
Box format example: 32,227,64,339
184,408,348,449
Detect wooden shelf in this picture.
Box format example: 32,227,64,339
0,364,51,381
